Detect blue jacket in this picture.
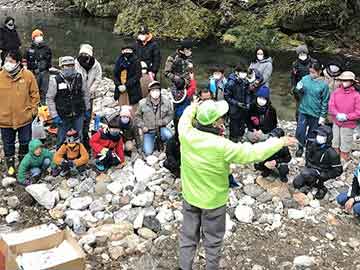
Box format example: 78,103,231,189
209,76,227,101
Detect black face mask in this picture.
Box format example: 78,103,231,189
78,55,94,71
123,53,133,59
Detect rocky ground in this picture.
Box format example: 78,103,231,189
1,78,360,270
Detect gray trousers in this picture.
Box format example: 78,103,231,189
179,200,226,270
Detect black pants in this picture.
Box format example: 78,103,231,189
83,98,94,150
255,162,289,180
229,116,246,141
35,71,50,104
0,123,32,157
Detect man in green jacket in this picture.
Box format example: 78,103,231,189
178,100,297,270
17,139,53,185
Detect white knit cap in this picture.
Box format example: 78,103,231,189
79,44,93,57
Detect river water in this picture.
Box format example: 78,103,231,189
3,10,360,120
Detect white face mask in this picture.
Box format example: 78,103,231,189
257,54,264,61
257,97,267,106
329,65,340,73
343,81,353,88
34,36,44,43
142,69,148,74
150,89,161,99
6,22,14,30
3,61,17,72
316,135,327,145
213,72,222,80
138,34,146,41
298,53,308,61
184,49,192,57
236,72,247,79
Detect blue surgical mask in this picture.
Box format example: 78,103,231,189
62,67,76,78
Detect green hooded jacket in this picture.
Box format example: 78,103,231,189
178,104,285,209
17,139,54,183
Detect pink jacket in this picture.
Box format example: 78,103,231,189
329,85,360,128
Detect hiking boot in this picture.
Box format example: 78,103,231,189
315,186,328,200
95,162,106,172
51,167,61,177
5,156,16,177
261,170,271,178
60,167,70,177
295,146,304,157
280,176,288,183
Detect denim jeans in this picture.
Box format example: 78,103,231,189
143,127,173,156
30,158,52,177
57,115,84,146
295,113,319,147
0,123,32,157
336,192,360,215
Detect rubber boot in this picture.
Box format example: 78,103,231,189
18,144,29,164
5,156,16,177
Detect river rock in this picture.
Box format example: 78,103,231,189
6,211,20,223
90,199,106,213
6,196,20,209
146,155,159,166
293,255,315,267
49,208,65,219
138,227,157,240
256,176,291,199
96,173,111,183
133,210,145,229
238,195,256,206
143,216,161,233
2,177,16,187
0,207,8,216
235,205,254,223
107,181,123,195
67,178,80,188
134,159,156,183
293,192,310,207
95,222,134,241
309,200,321,209
174,210,183,222
288,209,305,220
76,178,95,193
257,192,273,203
95,182,107,195
70,196,93,210
79,234,97,246
349,238,360,249
131,192,154,207
156,208,174,224
25,184,56,210
109,246,125,260
243,184,264,198
59,188,72,200
110,169,135,189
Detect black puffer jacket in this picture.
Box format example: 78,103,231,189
0,17,21,52
134,36,161,74
224,73,250,117
305,125,343,181
25,42,52,73
291,57,316,88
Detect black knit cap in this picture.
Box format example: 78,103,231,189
180,40,193,50
6,50,22,62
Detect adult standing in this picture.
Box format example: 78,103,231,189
178,100,296,270
134,25,161,79
249,46,273,87
25,29,52,104
0,17,21,65
294,62,329,157
0,50,40,176
47,56,89,146
75,43,102,150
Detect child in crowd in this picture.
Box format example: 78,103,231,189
52,129,89,177
17,139,53,185
209,64,227,101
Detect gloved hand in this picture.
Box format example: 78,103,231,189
67,160,75,168
114,86,120,101
21,179,32,186
318,117,326,125
296,81,303,90
100,148,109,157
336,113,347,122
119,85,127,93
237,102,247,109
84,111,91,120
53,116,63,125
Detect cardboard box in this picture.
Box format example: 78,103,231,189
0,225,85,270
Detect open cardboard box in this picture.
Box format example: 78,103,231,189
0,225,85,270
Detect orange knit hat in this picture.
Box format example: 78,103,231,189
31,29,43,40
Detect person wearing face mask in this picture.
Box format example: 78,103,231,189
139,61,153,98
290,44,317,121
164,40,193,89
323,57,344,93
293,125,343,199
246,85,278,143
224,62,251,142
294,62,330,157
47,56,89,147
52,129,89,177
90,114,125,172
249,47,273,87
177,99,297,270
114,45,142,109
208,65,227,101
75,44,102,151
25,29,52,104
133,25,161,79
0,17,21,66
0,50,40,177
135,81,174,156
328,71,360,161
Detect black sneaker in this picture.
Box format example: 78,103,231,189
261,171,271,178
295,146,304,157
315,187,328,200
280,176,288,183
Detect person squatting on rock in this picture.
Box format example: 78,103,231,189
135,81,174,156
178,99,297,270
47,56,89,146
208,64,227,101
245,85,277,143
134,25,161,79
0,50,40,177
290,44,317,120
0,17,21,65
25,29,52,104
337,162,360,216
224,62,251,142
293,125,343,200
164,40,193,89
90,114,125,172
75,43,103,151
52,129,89,177
114,45,142,109
294,61,330,157
328,71,360,161
17,139,53,186
249,46,273,87
254,128,291,182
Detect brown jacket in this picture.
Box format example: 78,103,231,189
0,68,40,128
53,143,89,167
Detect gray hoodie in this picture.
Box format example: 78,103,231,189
249,57,273,87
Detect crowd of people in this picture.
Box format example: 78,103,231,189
0,16,360,270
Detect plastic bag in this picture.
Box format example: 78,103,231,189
32,117,46,140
